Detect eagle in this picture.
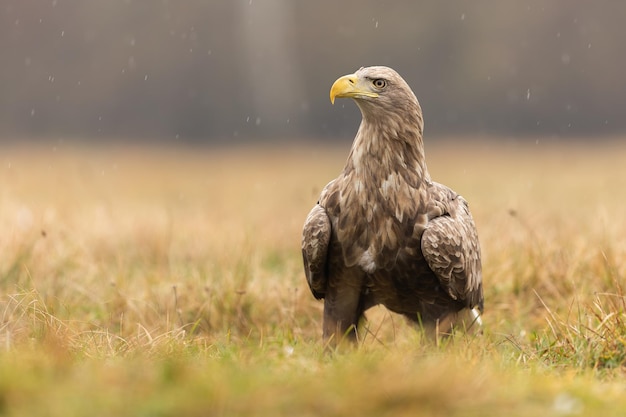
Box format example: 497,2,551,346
302,66,483,345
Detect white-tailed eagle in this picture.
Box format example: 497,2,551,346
302,66,483,345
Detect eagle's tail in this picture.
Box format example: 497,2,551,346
458,307,483,334
435,307,483,338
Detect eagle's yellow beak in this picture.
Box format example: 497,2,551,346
330,74,379,104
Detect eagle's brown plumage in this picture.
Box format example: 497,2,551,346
302,66,483,344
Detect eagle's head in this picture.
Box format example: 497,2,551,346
330,66,423,136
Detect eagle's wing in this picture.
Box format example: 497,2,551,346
421,194,483,310
302,204,331,300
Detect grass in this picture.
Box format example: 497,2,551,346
1,138,626,416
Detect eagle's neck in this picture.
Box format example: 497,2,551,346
345,115,430,185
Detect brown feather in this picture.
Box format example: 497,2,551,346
302,66,483,344
302,204,331,300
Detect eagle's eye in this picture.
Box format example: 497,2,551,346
372,79,387,89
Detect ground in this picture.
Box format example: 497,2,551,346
0,138,625,416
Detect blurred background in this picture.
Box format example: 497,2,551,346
1,0,624,143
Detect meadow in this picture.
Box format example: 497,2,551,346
0,138,625,416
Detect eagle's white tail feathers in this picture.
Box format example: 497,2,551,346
434,307,483,338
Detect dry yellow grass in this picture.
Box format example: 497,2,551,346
1,138,626,416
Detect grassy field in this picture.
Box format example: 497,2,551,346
1,138,625,416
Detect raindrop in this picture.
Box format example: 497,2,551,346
461,13,466,20
144,74,149,81
30,109,35,117
526,88,531,100
60,30,65,37
207,50,212,55
587,43,592,49
246,116,250,122
255,117,261,126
